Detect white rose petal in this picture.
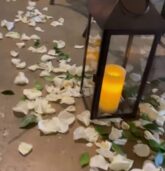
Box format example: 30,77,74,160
18,142,33,156
48,49,58,56
77,110,90,126
74,45,84,49
14,72,29,85
53,40,65,49
40,70,50,77
129,73,141,82
64,106,76,112
16,61,26,69
1,20,14,31
28,45,47,54
90,155,109,170
28,64,40,71
41,54,55,62
46,93,61,102
11,58,21,65
23,88,42,100
13,101,30,115
10,50,19,57
60,96,75,105
34,98,55,115
21,33,31,41
58,110,75,125
30,34,40,40
139,103,158,121
73,126,99,142
133,144,150,157
109,127,123,141
109,155,134,171
5,31,20,39
16,42,25,49
35,26,44,32
96,148,114,161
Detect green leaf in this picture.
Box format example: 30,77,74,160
129,122,144,139
34,39,40,47
148,140,161,152
143,123,161,132
65,72,74,80
80,152,90,167
112,143,124,154
35,82,43,91
44,76,54,82
122,130,137,141
143,96,160,109
20,115,38,128
123,85,138,98
141,113,151,121
1,90,15,95
94,125,109,140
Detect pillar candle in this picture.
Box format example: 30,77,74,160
99,64,126,113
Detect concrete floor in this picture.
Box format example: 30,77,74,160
0,0,165,171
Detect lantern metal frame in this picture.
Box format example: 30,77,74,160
80,0,165,120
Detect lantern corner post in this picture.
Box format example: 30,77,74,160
133,33,161,118
80,15,92,94
90,30,111,120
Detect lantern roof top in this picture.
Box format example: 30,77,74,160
88,0,165,34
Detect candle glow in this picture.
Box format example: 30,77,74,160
99,64,126,113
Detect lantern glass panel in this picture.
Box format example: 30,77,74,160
82,19,102,110
97,35,155,117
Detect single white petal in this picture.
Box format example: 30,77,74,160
30,34,40,40
35,26,44,32
34,98,55,114
109,155,134,171
11,58,21,65
58,110,75,125
77,110,90,126
5,31,20,39
18,142,33,156
129,73,142,82
13,101,29,115
95,141,112,150
21,33,31,41
16,61,26,69
90,155,109,170
48,49,58,56
133,144,150,157
73,126,99,142
10,50,19,57
60,96,75,105
23,88,42,100
46,93,61,102
74,45,84,49
53,40,65,49
14,72,29,85
41,54,55,62
143,160,160,171
109,127,123,141
28,64,40,71
139,103,158,121
1,20,14,31
40,70,50,77
64,106,76,112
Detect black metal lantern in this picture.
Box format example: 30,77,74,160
81,0,165,120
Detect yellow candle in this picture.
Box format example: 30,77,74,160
99,64,126,113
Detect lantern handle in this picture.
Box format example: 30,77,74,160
119,0,150,16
